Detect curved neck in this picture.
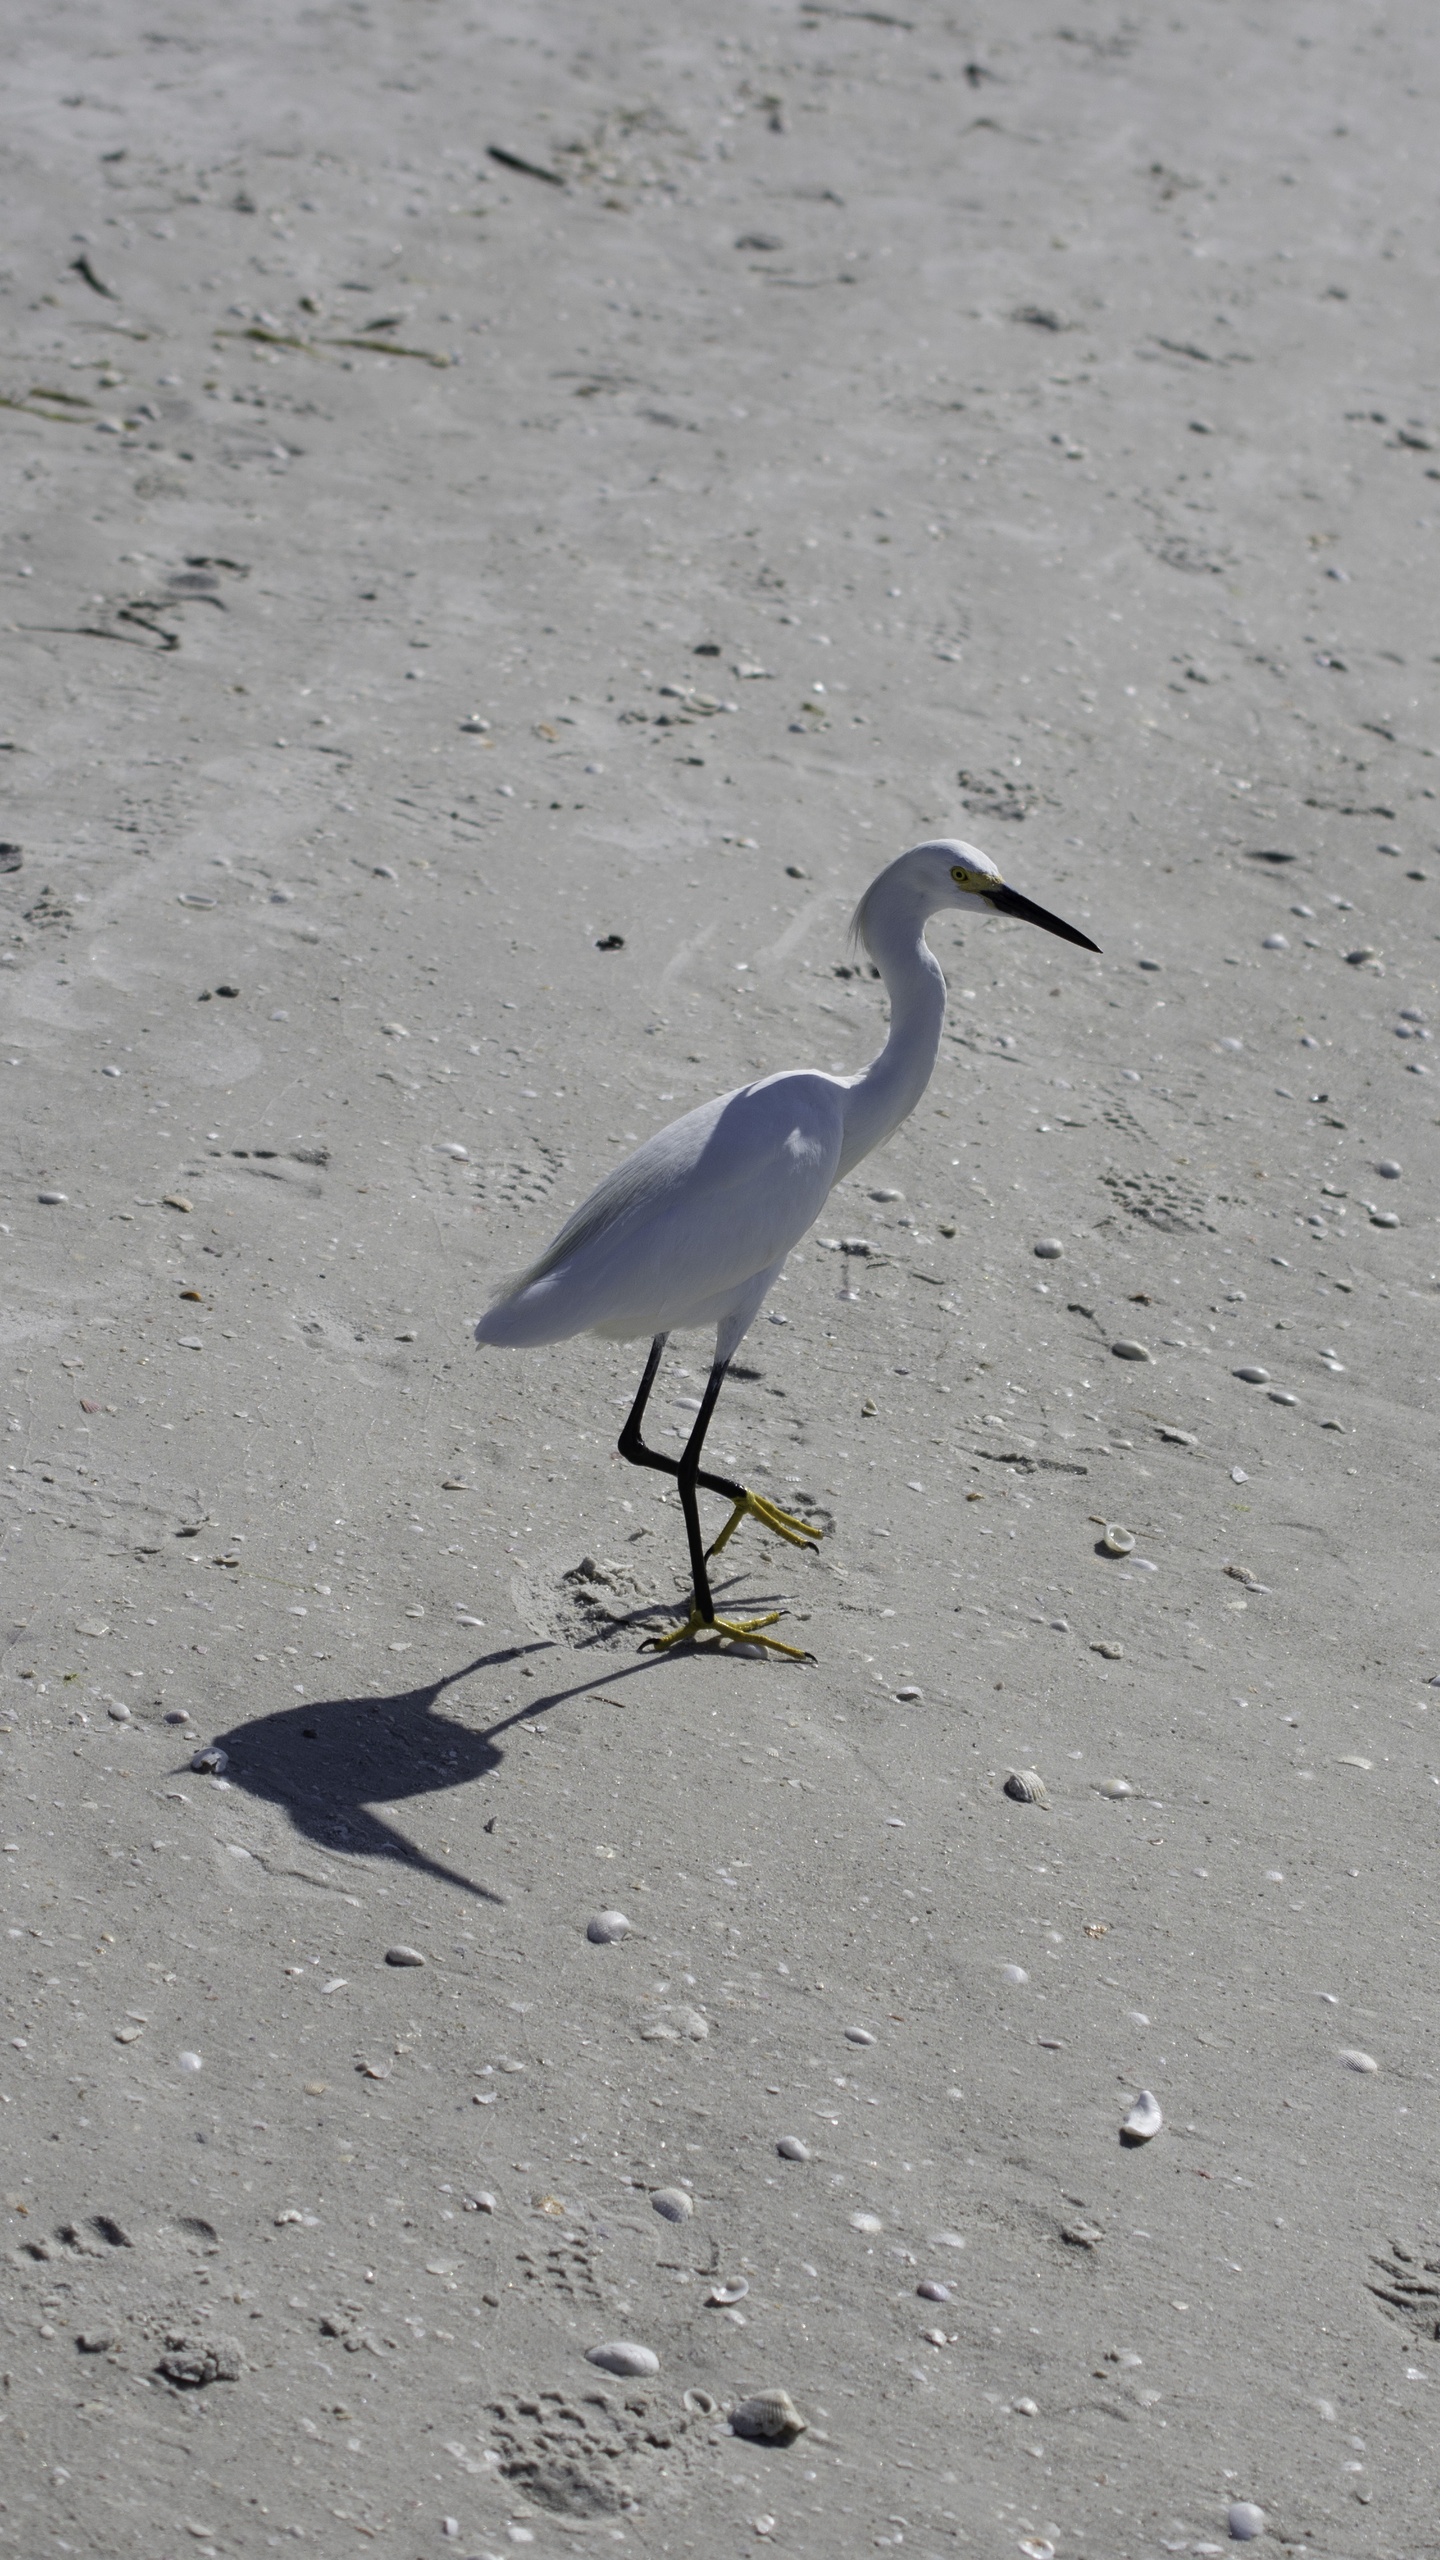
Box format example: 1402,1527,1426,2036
836,897,946,1181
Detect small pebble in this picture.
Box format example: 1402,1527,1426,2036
1228,2502,1266,2542
850,2211,883,2233
37,1190,68,1206
1000,1964,1029,1985
1099,1778,1135,1799
651,2187,694,2222
1120,2089,1162,2144
844,2026,877,2046
384,1945,426,1967
586,2339,659,2377
106,1700,132,1722
917,2280,951,2302
76,2331,115,2354
1033,1238,1063,1259
776,2136,810,2162
464,2191,497,2213
1111,1339,1152,1362
1101,1524,1135,1556
434,1142,469,1160
177,2051,203,2074
1261,933,1288,951
1091,1639,1124,1659
1234,1365,1270,1384
928,2230,967,2250
1003,1768,1049,1806
1268,1388,1299,1406
1377,1158,1401,1178
894,1682,923,1700
587,1910,633,1944
1339,2047,1379,2074
1370,1208,1399,1227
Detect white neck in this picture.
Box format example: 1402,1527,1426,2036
835,891,946,1182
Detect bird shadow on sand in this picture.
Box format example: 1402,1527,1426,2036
209,1576,795,1903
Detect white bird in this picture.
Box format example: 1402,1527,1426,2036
476,838,1098,1655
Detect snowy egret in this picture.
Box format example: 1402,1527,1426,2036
476,839,1098,1655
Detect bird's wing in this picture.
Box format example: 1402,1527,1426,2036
478,1073,844,1343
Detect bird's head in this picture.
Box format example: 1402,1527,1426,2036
853,838,1099,954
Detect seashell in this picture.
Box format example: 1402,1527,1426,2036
1339,2047,1378,2074
1377,1158,1401,1178
1120,2090,1163,2145
730,2389,807,2443
191,1746,228,1774
1061,2220,1105,2249
850,2210,883,2234
1370,1208,1399,1227
1019,2541,1056,2560
927,2230,966,2250
1033,1238,1063,1259
1159,1426,1197,1445
776,2136,811,2162
1234,1364,1270,1384
384,1945,425,1967
1268,1388,1298,1406
1111,1339,1151,1362
1100,1524,1135,1556
1003,1768,1049,1806
650,2187,693,2223
684,2388,719,2417
586,1910,633,1944
463,2191,496,2213
706,2276,749,2305
843,2025,876,2046
585,2339,659,2378
1099,1777,1135,1798
1227,2502,1266,2542
917,2279,952,2301
1091,1639,1124,1659
999,1963,1029,1985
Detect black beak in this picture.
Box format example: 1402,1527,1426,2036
988,883,1100,952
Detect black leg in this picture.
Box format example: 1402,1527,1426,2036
674,1356,732,1622
617,1334,744,1501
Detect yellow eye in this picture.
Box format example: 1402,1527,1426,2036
950,865,974,888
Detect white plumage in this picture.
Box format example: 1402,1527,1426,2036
475,838,1097,1653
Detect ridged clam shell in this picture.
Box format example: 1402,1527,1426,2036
650,2187,693,2222
730,2388,807,2442
586,2339,659,2377
1003,1768,1049,1806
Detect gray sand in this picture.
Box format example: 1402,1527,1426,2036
2,5,1438,2555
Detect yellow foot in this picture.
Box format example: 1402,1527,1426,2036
706,1487,824,1564
641,1604,813,1662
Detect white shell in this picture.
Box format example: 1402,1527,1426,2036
1000,1963,1030,1985
1120,2089,1163,2144
1339,2047,1379,2074
586,2339,659,2377
776,2136,810,2162
1003,1768,1049,1806
191,1745,228,1774
1099,1777,1135,1799
730,2388,807,2442
586,1910,633,1944
843,2025,876,2046
849,2210,883,2234
1101,1524,1135,1556
1228,2502,1266,2541
1111,1339,1152,1362
706,2276,749,2305
651,2187,694,2222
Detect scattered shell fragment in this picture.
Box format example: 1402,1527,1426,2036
1061,2220,1105,2249
190,1746,228,1775
358,2060,391,2081
1111,1339,1151,1362
917,2279,952,2302
587,1909,633,1944
651,2187,694,2223
1370,1208,1399,1227
843,2025,876,2046
1268,1388,1298,1406
1228,2502,1266,2542
1100,1525,1135,1557
684,2388,719,2417
730,2389,807,2443
1000,1962,1030,1985
585,2339,659,2378
384,1945,425,1967
1033,1238,1063,1259
1159,1427,1197,1446
776,2136,810,2162
1339,2047,1379,2074
928,2230,967,2251
76,2330,115,2354
37,1189,68,1206
464,2191,497,2214
162,1194,193,1215
706,2276,750,2305
1003,1768,1049,1806
1120,2090,1163,2145
1091,1639,1124,1659
177,2051,203,2073
1234,1364,1270,1384
1377,1157,1401,1178
849,2211,883,2234
1098,1778,1135,1799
